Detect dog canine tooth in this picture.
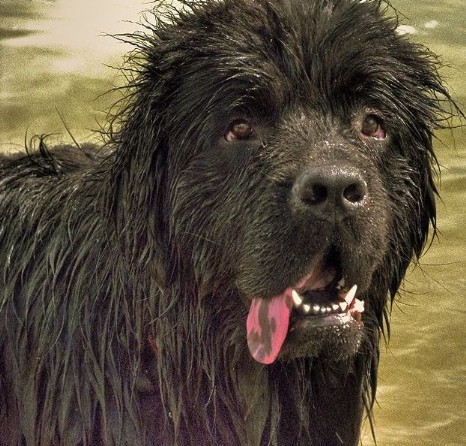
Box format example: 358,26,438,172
339,302,348,312
344,284,358,305
291,289,303,307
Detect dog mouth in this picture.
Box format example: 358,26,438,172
291,271,363,319
246,260,365,365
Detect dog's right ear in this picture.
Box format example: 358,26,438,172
103,63,173,288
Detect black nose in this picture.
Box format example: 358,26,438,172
292,166,368,219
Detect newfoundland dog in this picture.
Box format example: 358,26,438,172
0,0,455,445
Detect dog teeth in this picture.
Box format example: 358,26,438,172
344,284,358,305
290,284,362,318
350,298,365,322
352,298,365,313
292,289,303,307
336,277,346,290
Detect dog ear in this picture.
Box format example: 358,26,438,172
384,36,460,299
104,74,173,287
397,35,461,255
389,136,438,300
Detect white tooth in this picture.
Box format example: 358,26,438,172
336,277,346,290
344,284,358,305
326,306,332,313
339,301,348,311
292,289,303,307
312,304,320,314
353,299,365,313
332,303,339,311
302,304,311,313
321,306,327,314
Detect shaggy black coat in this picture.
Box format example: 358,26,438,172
0,1,455,445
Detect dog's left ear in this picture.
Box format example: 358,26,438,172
387,34,462,299
398,37,461,260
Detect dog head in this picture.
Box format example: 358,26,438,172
111,0,451,365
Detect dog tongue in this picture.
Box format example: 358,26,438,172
246,290,292,364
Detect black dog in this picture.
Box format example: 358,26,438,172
0,1,455,445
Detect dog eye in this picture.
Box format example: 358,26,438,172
225,119,254,142
361,114,386,140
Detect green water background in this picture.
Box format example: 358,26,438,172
0,1,464,444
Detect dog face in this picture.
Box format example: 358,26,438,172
119,0,445,365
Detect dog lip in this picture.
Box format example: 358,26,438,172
288,311,363,334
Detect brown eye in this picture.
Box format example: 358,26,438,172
225,119,254,142
361,114,386,140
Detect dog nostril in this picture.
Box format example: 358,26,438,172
343,181,367,204
305,183,328,204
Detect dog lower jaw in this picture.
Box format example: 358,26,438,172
282,312,364,362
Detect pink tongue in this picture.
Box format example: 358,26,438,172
246,290,292,364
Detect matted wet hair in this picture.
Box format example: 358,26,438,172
0,1,459,445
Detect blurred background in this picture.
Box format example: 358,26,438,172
0,1,464,444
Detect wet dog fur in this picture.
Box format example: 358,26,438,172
0,1,456,445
